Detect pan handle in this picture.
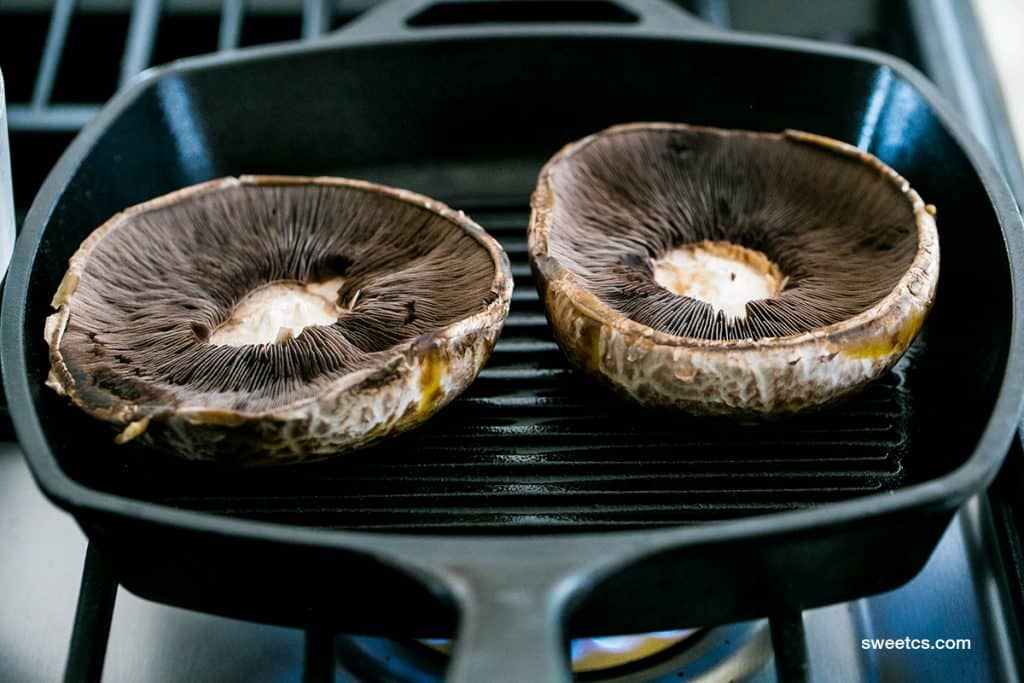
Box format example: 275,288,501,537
440,562,580,682
341,0,716,41
395,551,603,683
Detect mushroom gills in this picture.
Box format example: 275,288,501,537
544,126,924,342
209,276,348,346
652,241,787,321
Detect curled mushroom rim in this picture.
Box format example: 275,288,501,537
528,122,940,353
45,175,515,427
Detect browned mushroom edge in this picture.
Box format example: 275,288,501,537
45,175,513,464
528,123,939,415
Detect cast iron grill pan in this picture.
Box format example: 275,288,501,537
6,1,1024,681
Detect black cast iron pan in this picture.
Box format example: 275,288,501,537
4,0,1024,680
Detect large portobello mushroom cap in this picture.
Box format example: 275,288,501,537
529,123,939,415
46,176,512,464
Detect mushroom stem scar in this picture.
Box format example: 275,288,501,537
209,277,347,346
652,241,785,320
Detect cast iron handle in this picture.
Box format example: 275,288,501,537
368,538,623,682
402,554,598,683
342,0,716,40
441,563,579,682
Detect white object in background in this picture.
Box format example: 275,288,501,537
0,70,16,278
973,0,1024,167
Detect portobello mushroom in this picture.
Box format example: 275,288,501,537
529,123,939,415
45,176,512,464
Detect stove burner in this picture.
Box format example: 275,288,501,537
569,630,697,672
334,621,771,682
421,629,696,673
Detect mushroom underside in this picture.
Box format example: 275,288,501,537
49,179,506,432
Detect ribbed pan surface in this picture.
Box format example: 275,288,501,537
85,203,916,534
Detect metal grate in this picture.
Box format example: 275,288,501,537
86,204,915,534
1,0,374,215
5,0,368,133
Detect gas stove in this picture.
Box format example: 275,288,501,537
2,1,1024,682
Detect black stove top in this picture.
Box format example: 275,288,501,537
1,1,1023,681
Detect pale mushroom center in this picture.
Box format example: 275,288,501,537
652,241,786,321
209,276,348,346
